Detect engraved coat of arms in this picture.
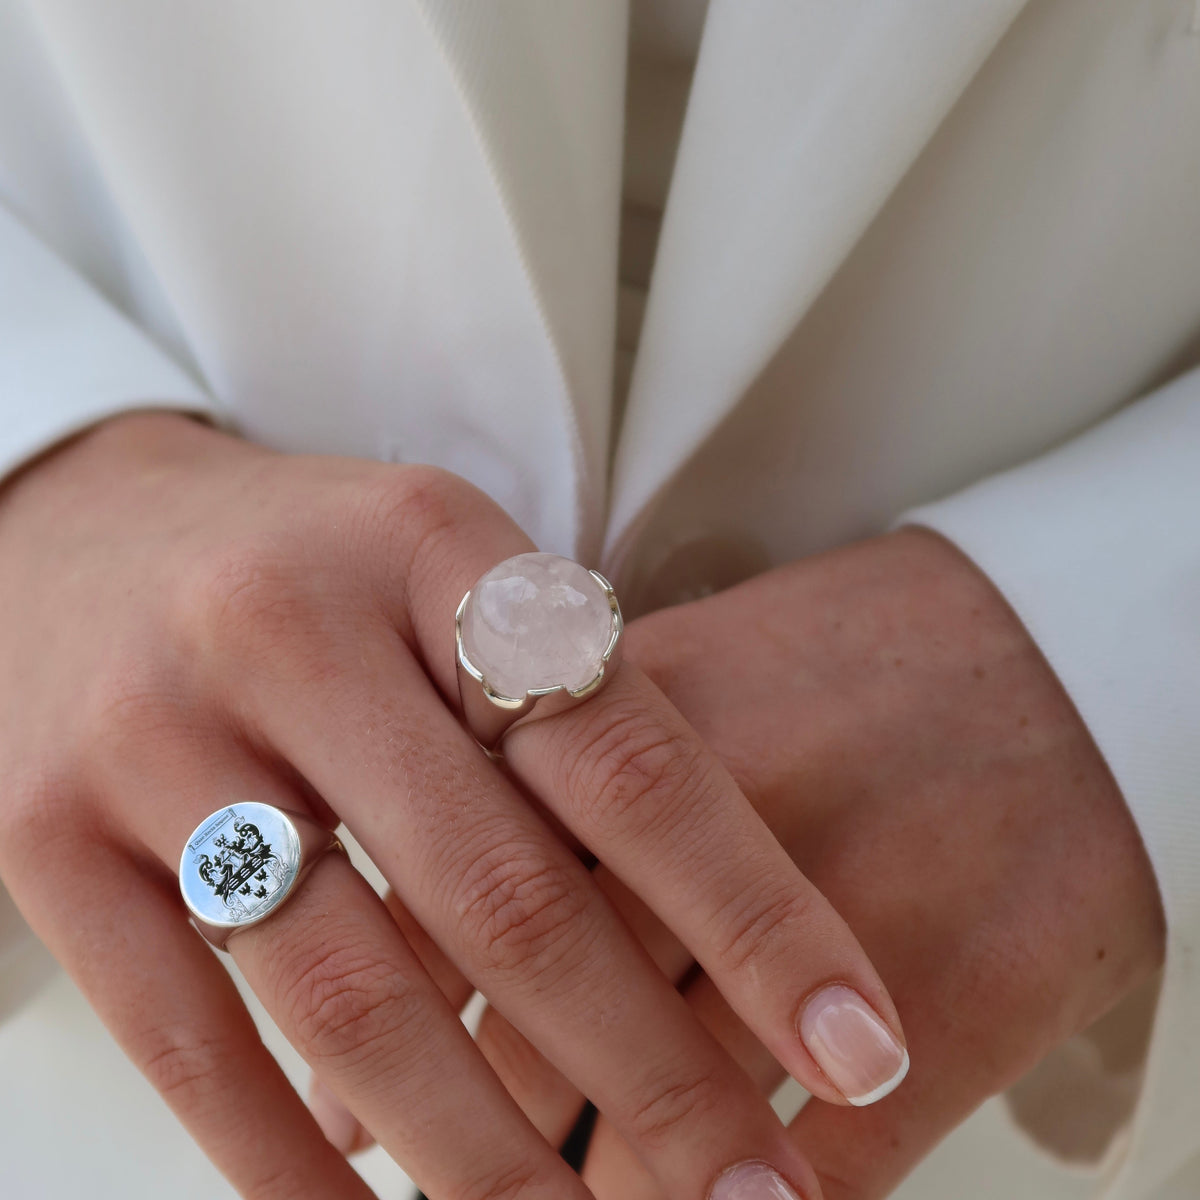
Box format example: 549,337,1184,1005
191,814,290,920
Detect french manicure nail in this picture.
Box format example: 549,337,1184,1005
710,1160,803,1200
799,984,909,1105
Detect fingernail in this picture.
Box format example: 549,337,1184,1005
799,984,909,1105
309,1078,367,1155
710,1161,803,1200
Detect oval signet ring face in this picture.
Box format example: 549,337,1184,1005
456,552,623,754
179,802,323,947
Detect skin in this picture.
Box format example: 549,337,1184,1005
580,529,1166,1198
324,526,1166,1199
0,411,920,1200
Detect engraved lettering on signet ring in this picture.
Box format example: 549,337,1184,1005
179,801,341,950
456,552,623,754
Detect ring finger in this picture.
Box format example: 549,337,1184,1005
0,821,375,1199
103,738,597,1200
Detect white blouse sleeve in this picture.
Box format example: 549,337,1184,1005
897,365,1200,1199
0,204,217,481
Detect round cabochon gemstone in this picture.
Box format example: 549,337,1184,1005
461,552,613,699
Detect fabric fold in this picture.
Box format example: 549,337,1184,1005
606,0,1030,567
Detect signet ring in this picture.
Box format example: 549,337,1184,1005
179,802,343,950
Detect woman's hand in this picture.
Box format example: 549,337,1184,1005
444,529,1164,1198
0,412,906,1200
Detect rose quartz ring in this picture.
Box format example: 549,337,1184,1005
455,552,624,754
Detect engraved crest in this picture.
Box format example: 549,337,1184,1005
197,819,277,903
180,804,299,928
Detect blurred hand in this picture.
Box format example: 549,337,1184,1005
0,412,909,1200
417,528,1164,1199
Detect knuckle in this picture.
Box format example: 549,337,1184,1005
455,1160,545,1200
452,839,591,980
359,465,464,577
564,705,706,837
137,1024,240,1109
0,769,107,883
713,887,815,977
0,770,71,858
242,1163,331,1200
79,656,184,768
625,1066,726,1149
182,536,313,654
281,940,424,1071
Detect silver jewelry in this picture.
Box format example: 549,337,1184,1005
456,552,623,754
179,802,342,950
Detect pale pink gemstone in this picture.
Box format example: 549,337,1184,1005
461,553,613,699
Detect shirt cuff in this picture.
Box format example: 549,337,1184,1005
0,205,219,489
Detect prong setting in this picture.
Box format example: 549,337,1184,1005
455,558,623,753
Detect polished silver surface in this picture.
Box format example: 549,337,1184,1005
179,802,339,949
456,565,623,755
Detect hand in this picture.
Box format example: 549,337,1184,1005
0,412,907,1200
415,528,1163,1198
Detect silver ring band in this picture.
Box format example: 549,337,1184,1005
178,802,343,950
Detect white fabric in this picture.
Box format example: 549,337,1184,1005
1,0,1199,1196
606,0,1028,561
0,209,214,472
